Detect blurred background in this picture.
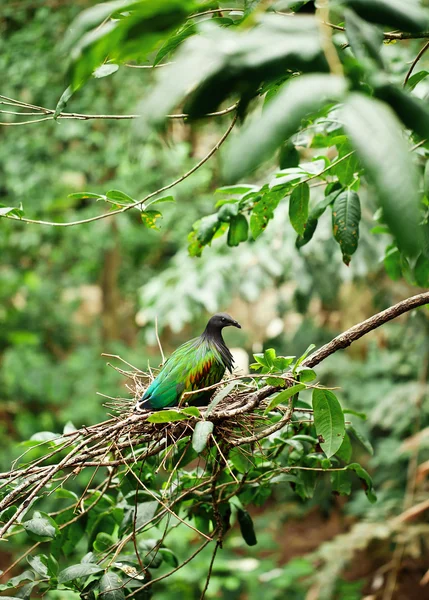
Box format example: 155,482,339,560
1,2,429,599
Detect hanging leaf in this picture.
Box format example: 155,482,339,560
347,424,374,455
342,93,422,256
224,74,347,181
237,509,257,546
346,463,377,503
295,188,342,248
332,189,361,265
330,470,352,496
23,512,59,542
227,214,249,246
141,210,162,230
344,9,384,71
335,432,353,462
312,389,345,458
289,182,309,236
342,0,429,33
58,563,103,584
192,421,214,453
106,190,135,204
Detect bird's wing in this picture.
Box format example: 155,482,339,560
138,339,224,410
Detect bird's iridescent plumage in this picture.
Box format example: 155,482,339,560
136,313,241,411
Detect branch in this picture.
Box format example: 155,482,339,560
303,291,429,369
2,114,237,228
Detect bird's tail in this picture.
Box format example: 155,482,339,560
134,397,151,412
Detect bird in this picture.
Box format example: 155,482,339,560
135,313,241,411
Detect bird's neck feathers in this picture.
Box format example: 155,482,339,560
201,326,234,372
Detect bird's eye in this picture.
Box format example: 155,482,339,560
221,317,226,322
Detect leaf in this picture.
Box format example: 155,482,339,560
330,471,352,496
149,195,175,206
342,0,429,33
93,532,115,553
159,548,179,567
195,213,221,245
217,203,239,223
250,191,282,238
332,190,361,265
58,563,103,584
147,410,190,423
237,509,257,546
224,74,347,182
264,383,305,414
344,9,384,71
54,85,74,119
295,189,342,248
93,63,119,78
23,512,59,542
99,571,124,600
296,367,316,383
106,190,134,204
343,94,422,256
68,192,103,200
335,432,353,462
205,381,237,416
343,408,367,420
192,421,214,453
312,389,345,458
0,205,24,218
135,501,159,530
415,253,429,287
294,344,316,371
181,406,200,417
154,20,197,65
27,555,48,578
227,214,249,246
347,424,374,455
229,447,254,473
289,182,309,236
279,141,299,169
406,70,429,91
346,463,377,503
384,246,402,281
375,82,429,142
141,209,162,230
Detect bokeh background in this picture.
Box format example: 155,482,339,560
2,2,429,598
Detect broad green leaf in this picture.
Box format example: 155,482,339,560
415,253,429,287
279,141,299,169
159,548,179,567
135,501,158,530
192,421,214,453
68,192,103,200
296,367,316,383
296,189,342,248
335,432,353,462
330,470,352,495
93,532,115,553
224,74,347,181
23,512,59,542
237,509,257,546
217,203,239,223
250,191,282,239
99,571,124,600
147,410,190,423
58,563,103,584
347,425,374,455
227,214,248,246
154,20,196,66
384,246,402,281
106,189,134,204
264,383,305,414
181,406,200,417
344,9,384,70
332,190,361,265
343,408,367,420
229,447,254,473
342,93,422,256
406,70,429,91
0,205,24,218
312,389,345,458
264,347,277,367
216,185,258,195
346,463,377,503
289,182,309,236
195,213,221,245
375,83,429,142
27,555,48,578
342,0,429,33
149,195,175,206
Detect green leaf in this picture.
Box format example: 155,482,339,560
335,432,353,462
99,571,124,600
384,246,402,281
406,70,429,91
159,548,179,567
149,195,175,206
332,189,361,265
224,74,347,182
147,410,190,423
346,463,377,503
264,383,305,414
342,93,422,256
237,509,257,546
289,182,309,236
192,421,214,453
154,20,197,66
216,185,258,195
347,424,374,455
250,191,282,238
67,192,103,200
195,213,221,245
181,406,200,417
93,63,119,78
54,85,74,119
375,82,429,142
343,408,367,420
0,205,24,218
141,209,162,230
342,0,429,33
229,447,254,473
106,189,134,204
135,501,158,530
294,343,316,371
227,214,249,246
414,253,429,287
23,512,59,542
217,203,239,223
296,367,316,383
295,189,342,248
264,347,277,367
344,9,384,71
330,470,352,496
312,389,345,458
93,532,115,553
279,141,299,169
58,563,103,584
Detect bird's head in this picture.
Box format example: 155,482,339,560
207,313,241,330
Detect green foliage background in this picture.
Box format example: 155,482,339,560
1,1,429,599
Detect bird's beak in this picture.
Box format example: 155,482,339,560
233,320,241,329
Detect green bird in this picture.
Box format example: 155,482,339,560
136,313,241,411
